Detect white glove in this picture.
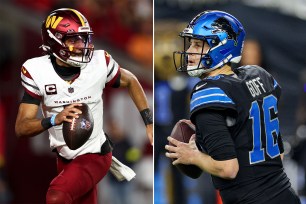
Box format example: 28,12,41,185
109,156,136,181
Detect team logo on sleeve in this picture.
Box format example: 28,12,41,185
22,67,27,74
45,84,57,95
21,66,33,79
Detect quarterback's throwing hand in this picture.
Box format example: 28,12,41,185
55,103,83,125
165,135,199,165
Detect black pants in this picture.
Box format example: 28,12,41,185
267,187,301,204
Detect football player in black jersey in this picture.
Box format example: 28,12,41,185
165,10,301,204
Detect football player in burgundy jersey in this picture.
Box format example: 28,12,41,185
165,10,300,204
15,8,153,204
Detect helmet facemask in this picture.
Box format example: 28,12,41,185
173,34,218,77
44,31,94,67
61,33,94,67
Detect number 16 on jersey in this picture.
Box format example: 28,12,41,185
249,94,281,164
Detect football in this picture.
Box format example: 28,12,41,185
62,103,94,150
169,119,202,179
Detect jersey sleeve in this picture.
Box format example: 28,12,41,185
104,51,121,87
194,109,237,161
21,91,41,105
190,79,236,120
20,66,42,100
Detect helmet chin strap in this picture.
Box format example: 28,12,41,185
187,65,205,77
187,53,234,78
67,57,87,69
52,52,89,68
52,53,82,68
187,64,219,77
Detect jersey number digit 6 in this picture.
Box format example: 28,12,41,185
249,94,280,164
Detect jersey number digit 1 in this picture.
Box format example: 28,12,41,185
249,95,280,164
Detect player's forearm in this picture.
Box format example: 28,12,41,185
128,76,150,111
120,68,150,111
194,152,239,179
120,68,153,143
15,118,46,138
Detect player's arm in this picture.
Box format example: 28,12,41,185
119,68,153,145
15,103,44,138
15,92,82,138
166,136,238,179
166,110,239,179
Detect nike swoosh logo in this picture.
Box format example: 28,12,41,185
195,83,207,90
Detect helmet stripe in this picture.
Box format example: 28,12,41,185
69,9,85,26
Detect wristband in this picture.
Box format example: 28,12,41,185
50,114,57,126
140,108,153,125
41,117,52,130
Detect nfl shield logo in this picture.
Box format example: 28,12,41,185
68,87,74,93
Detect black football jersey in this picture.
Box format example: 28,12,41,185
189,65,290,203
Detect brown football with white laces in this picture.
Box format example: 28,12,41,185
169,119,202,179
62,103,94,150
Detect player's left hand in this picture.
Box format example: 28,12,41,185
146,124,153,145
165,134,199,165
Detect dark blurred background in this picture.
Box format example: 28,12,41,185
0,0,153,203
154,0,306,204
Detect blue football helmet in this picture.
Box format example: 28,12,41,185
173,10,246,77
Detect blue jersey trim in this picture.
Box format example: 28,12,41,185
190,87,234,111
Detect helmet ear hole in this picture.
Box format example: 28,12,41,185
203,58,212,66
55,32,63,39
209,38,220,47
